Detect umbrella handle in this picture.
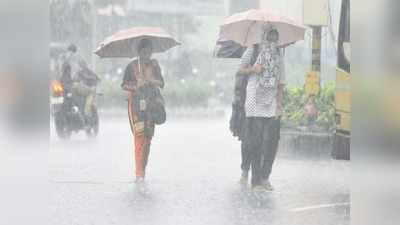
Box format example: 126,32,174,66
138,58,141,75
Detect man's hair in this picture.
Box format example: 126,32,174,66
137,39,153,51
268,29,279,38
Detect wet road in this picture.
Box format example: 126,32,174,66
50,117,349,225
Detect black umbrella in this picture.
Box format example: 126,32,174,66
213,39,246,59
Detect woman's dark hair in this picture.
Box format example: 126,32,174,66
137,39,153,51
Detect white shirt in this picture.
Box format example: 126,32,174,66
240,46,286,118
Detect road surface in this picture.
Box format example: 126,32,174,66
50,116,349,225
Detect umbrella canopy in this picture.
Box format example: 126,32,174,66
213,38,246,58
220,9,306,47
95,27,180,58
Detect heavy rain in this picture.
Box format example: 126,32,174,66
47,0,349,225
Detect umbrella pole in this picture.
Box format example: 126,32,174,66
311,26,322,72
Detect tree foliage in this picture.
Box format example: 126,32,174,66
163,78,214,108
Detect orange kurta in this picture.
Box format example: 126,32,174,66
124,59,163,178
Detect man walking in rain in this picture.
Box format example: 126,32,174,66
239,25,285,191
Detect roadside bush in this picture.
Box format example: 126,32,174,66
282,82,335,130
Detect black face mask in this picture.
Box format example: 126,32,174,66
266,29,279,43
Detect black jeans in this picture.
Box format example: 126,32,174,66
241,140,251,172
243,117,280,187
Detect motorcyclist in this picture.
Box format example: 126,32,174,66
75,60,100,120
60,61,73,93
62,44,99,121
65,44,84,80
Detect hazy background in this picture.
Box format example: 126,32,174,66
48,0,342,130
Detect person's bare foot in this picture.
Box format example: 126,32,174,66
261,179,274,191
251,185,268,192
135,177,145,184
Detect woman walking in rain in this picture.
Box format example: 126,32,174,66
121,39,164,183
239,25,286,191
96,27,177,183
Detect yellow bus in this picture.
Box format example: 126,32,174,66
332,0,350,160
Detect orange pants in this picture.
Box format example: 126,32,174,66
134,134,152,178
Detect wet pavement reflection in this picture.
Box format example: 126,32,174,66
50,117,349,225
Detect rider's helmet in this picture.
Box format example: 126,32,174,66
67,44,77,53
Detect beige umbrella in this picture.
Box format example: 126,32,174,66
220,9,306,47
94,27,180,58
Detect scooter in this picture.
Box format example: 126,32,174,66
50,80,100,139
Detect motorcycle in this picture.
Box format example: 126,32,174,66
50,80,100,139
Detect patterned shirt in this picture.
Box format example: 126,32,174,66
240,46,286,118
